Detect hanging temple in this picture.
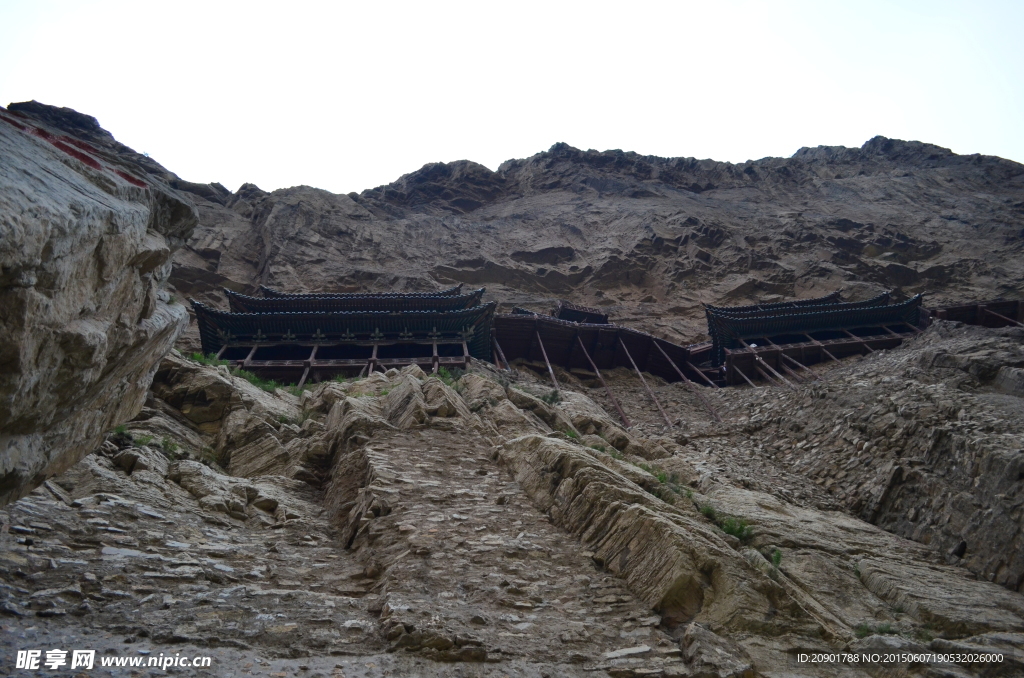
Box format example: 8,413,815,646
189,286,1022,425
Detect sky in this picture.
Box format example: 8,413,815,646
1,1,1022,195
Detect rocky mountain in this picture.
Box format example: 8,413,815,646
169,137,1024,351
2,102,1023,677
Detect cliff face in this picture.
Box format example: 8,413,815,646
170,138,1024,351
0,102,198,506
3,104,1024,677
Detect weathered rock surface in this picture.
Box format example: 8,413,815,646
4,340,1023,676
3,103,1024,676
169,137,1024,353
0,102,198,506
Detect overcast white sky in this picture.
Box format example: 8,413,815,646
1,1,1022,195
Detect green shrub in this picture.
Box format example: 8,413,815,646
278,414,294,424
720,516,752,541
232,368,283,393
771,549,782,568
855,623,871,639
161,437,179,454
437,367,455,386
876,623,893,635
114,424,127,435
590,444,606,453
656,471,668,484
700,505,717,521
191,352,229,367
134,434,154,446
540,389,561,405
610,450,623,460
564,429,579,440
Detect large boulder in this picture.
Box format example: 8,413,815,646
0,102,198,506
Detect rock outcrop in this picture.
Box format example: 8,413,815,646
0,102,198,506
4,345,1023,676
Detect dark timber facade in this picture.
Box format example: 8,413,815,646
705,292,925,387
191,285,495,387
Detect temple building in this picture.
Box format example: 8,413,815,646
191,284,495,388
703,290,925,387
190,283,1009,423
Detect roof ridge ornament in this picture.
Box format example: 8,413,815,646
341,328,355,340
428,327,441,340
254,329,267,343
370,327,385,341
399,327,413,340
313,329,326,342
283,329,296,341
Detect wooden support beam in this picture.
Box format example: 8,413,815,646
754,363,784,388
492,336,510,371
733,364,758,388
577,336,631,428
296,366,311,391
618,337,673,429
432,340,439,374
842,329,874,353
686,361,720,388
778,360,806,383
366,343,379,376
215,345,227,360
780,352,819,380
535,330,560,392
763,337,818,381
462,340,471,369
243,345,258,367
803,334,840,363
653,341,721,422
982,307,1024,327
739,339,796,389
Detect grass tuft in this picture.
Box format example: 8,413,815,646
771,549,782,568
540,389,561,405
191,352,230,367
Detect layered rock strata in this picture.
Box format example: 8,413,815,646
0,102,198,506
3,331,1023,676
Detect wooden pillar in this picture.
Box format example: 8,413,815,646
367,343,379,375
432,340,439,374
803,334,840,363
765,338,819,380
463,340,471,369
740,339,796,389
297,345,318,391
215,345,227,360
685,361,720,388
243,345,258,368
982,308,1023,327
618,337,673,429
577,335,631,428
734,364,758,388
535,330,560,392
842,329,874,353
652,341,721,422
492,336,510,371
